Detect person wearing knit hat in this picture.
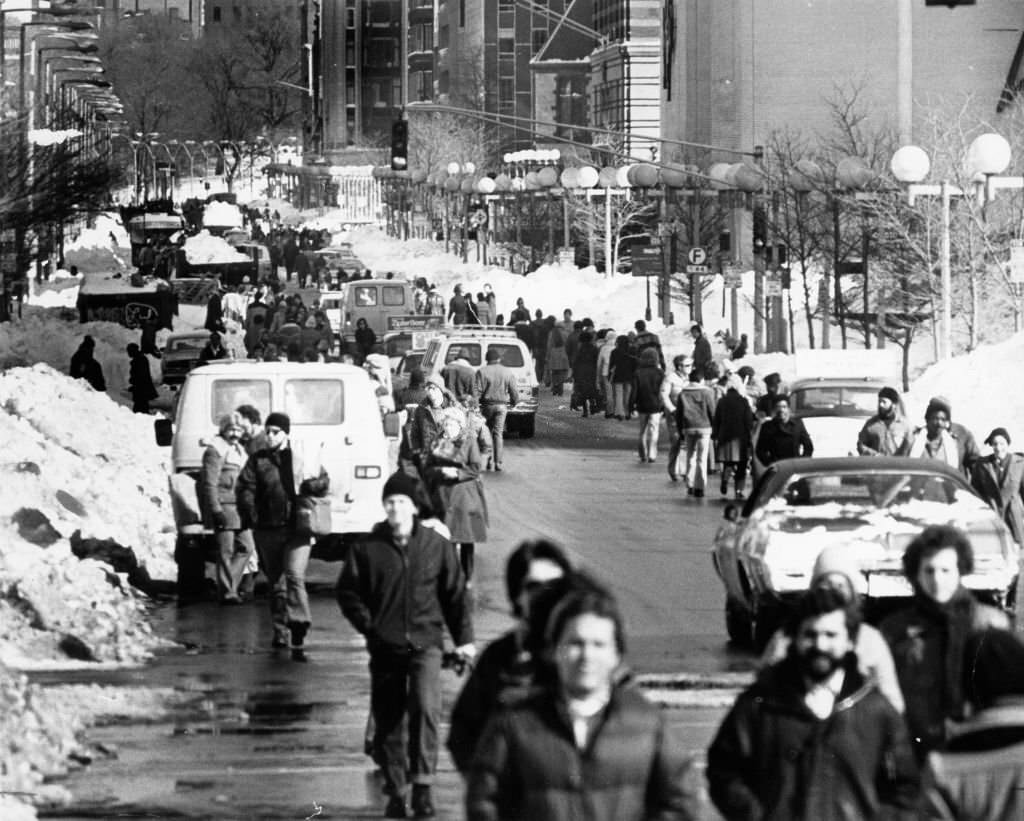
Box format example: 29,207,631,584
338,471,474,818
970,426,1024,544
236,410,328,661
908,396,981,476
760,545,904,712
857,386,912,457
925,628,1024,820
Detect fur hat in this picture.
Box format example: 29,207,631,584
382,470,422,503
217,412,243,436
264,412,290,434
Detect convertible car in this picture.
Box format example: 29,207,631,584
712,457,1020,648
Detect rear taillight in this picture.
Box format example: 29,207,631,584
355,466,382,479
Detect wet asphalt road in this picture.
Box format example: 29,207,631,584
36,393,749,819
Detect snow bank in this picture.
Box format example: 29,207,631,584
183,230,250,264
203,201,244,229
63,213,131,276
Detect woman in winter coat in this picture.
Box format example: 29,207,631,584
970,427,1024,544
198,412,253,603
880,525,1009,761
353,317,376,363
632,347,665,463
712,375,755,499
570,331,600,417
420,405,488,580
466,583,699,821
608,335,637,420
545,317,570,396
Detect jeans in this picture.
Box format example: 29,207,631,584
684,430,712,491
253,527,311,640
638,412,663,461
370,646,443,794
213,527,254,600
482,403,509,468
612,382,632,418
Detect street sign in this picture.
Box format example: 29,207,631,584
723,264,743,288
631,246,662,277
1010,239,1024,284
687,246,707,266
766,278,782,297
685,264,711,275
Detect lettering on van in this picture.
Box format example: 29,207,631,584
387,315,444,331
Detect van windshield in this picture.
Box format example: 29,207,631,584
284,379,344,424
212,380,271,423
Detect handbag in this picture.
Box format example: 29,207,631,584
294,494,332,537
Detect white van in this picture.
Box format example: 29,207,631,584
155,361,400,594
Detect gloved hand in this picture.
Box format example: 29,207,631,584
213,511,229,530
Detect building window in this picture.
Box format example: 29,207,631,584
392,78,403,108
459,0,465,28
498,78,514,102
211,5,221,22
346,8,355,27
498,37,514,56
532,28,548,55
346,43,356,66
439,24,449,49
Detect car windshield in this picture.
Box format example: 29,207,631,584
791,386,879,418
762,470,983,513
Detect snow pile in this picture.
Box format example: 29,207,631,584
184,230,250,265
203,200,244,229
63,213,131,276
0,363,177,597
907,331,1024,446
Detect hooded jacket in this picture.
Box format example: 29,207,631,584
336,519,472,653
707,655,920,821
466,681,700,821
199,435,248,530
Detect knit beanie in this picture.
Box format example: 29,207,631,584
877,387,901,405
382,470,422,503
810,545,867,596
926,396,952,419
264,412,291,434
962,628,1024,709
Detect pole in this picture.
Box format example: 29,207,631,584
604,189,612,277
862,222,871,349
940,180,952,359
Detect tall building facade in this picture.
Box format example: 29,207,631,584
661,0,1024,163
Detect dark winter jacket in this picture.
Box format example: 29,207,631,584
706,655,920,821
880,589,1009,758
70,346,105,392
571,340,600,399
421,434,488,543
128,351,158,401
755,417,814,465
467,682,700,821
677,382,716,432
691,334,712,375
235,443,328,530
198,436,248,530
609,347,637,384
632,361,665,414
448,630,536,774
970,453,1024,545
924,700,1024,821
336,519,473,653
713,387,754,446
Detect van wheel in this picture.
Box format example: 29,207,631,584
518,415,535,439
175,535,207,601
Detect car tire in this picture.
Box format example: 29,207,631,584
725,598,753,646
518,414,535,439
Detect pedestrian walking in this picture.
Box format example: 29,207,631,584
442,348,476,402
448,284,470,325
754,393,813,467
204,288,224,334
923,628,1024,821
908,396,982,476
447,539,572,774
198,412,254,604
473,348,519,472
545,317,570,396
707,585,920,820
531,310,550,384
70,335,106,392
466,582,700,821
337,471,474,819
403,373,457,472
880,524,1009,760
677,368,716,496
633,319,664,369
139,316,162,359
235,412,329,660
234,404,267,598
970,427,1024,544
690,323,712,376
754,372,782,418
508,297,530,325
760,545,905,712
608,335,636,420
633,347,664,463
419,405,488,580
660,355,688,481
857,386,912,456
712,374,754,499
354,317,376,363
570,331,600,417
596,327,617,418
475,292,495,326
126,342,157,413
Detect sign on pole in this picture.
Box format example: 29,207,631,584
723,264,743,289
685,246,709,275
1009,239,1024,284
631,246,662,277
766,277,782,297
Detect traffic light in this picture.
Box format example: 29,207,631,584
752,205,767,255
390,119,408,171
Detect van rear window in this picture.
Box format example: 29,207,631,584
487,344,524,367
284,379,344,425
353,286,377,306
446,343,481,366
383,286,406,306
212,380,271,423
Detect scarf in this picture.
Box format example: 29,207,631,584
908,428,959,468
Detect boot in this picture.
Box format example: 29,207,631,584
410,785,435,818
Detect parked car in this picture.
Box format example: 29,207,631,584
160,330,215,387
712,456,1020,648
419,327,539,437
